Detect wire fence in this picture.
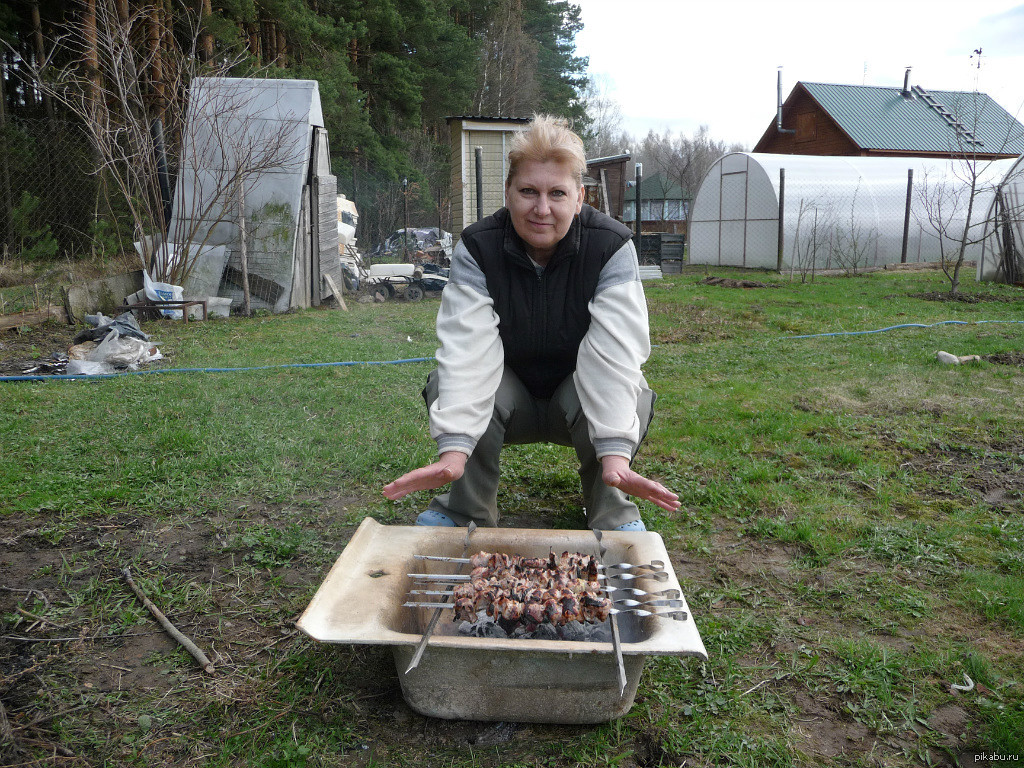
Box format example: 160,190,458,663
0,118,114,262
689,155,1024,280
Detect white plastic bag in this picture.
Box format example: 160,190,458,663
87,329,162,370
66,359,115,376
143,270,185,319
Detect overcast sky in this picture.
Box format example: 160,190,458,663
573,0,1024,148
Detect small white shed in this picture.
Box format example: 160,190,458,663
168,77,342,312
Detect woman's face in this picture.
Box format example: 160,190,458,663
505,160,584,263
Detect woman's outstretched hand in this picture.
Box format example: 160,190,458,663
383,451,468,501
600,455,680,513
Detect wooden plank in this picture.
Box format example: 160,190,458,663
0,304,68,331
323,273,347,311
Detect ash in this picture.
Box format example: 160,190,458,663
458,611,613,643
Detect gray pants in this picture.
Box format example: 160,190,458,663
423,366,656,530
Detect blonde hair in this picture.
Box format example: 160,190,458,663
505,114,587,188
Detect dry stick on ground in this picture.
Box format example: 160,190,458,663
121,568,215,674
1,696,14,743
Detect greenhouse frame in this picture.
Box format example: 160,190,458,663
689,152,1020,276
977,152,1024,284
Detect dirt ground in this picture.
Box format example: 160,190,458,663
0,320,85,376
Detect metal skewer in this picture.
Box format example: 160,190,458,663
405,521,477,674
413,554,665,572
410,583,680,599
401,602,687,620
408,570,668,583
404,590,682,609
593,527,628,696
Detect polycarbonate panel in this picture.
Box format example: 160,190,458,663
744,161,778,220
978,154,1024,282
720,221,747,266
720,173,747,221
688,221,720,265
746,220,778,268
721,153,748,174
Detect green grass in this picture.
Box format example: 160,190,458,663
2,266,1024,766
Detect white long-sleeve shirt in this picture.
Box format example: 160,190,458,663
429,235,651,460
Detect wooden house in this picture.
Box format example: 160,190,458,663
585,153,631,220
755,80,1024,160
622,171,689,235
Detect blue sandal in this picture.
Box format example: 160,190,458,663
612,520,646,532
415,509,457,527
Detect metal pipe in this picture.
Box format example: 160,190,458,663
902,67,912,98
474,146,484,222
402,177,409,262
634,162,643,253
777,168,785,272
150,118,173,234
777,69,796,135
901,169,913,263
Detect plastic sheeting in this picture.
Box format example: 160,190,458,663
977,154,1024,283
689,152,1017,272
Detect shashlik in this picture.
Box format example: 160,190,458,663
444,551,612,627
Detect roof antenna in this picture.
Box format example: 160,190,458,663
776,67,795,135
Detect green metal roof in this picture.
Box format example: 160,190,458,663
637,172,686,200
800,81,1024,154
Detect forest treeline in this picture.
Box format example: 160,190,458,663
0,0,743,259
0,0,589,252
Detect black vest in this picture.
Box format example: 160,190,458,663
460,204,633,399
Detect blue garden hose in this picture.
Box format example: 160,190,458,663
787,319,1024,339
4,319,1022,381
0,356,437,383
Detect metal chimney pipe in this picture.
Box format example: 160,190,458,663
901,67,913,98
634,162,643,252
777,69,796,134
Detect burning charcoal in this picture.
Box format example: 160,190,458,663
559,621,587,642
530,623,560,641
480,620,508,639
587,623,613,643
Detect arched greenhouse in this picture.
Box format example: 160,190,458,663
977,153,1024,284
688,152,1016,273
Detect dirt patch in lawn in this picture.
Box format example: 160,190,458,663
984,351,1024,367
700,276,781,289
885,435,1024,510
909,290,1024,304
0,321,77,376
649,303,741,344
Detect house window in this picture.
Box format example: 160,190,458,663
623,201,635,221
665,200,682,219
648,200,664,220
